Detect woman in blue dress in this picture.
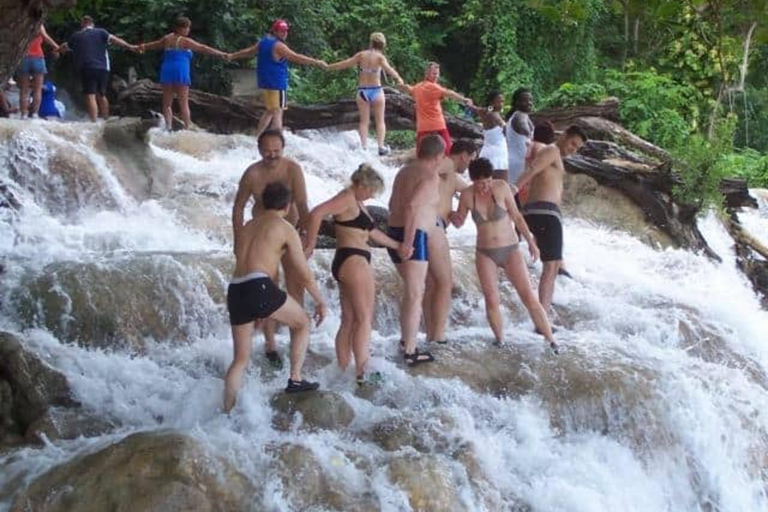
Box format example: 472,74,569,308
140,17,227,130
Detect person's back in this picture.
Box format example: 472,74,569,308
38,81,60,118
234,213,292,279
257,35,288,90
358,50,382,87
68,26,110,71
388,160,438,228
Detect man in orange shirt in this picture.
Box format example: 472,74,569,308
399,62,473,155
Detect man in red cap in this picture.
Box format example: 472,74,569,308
229,19,328,136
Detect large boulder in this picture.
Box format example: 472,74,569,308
10,431,255,512
8,254,231,351
269,443,376,511
387,454,464,512
270,390,355,431
0,331,77,446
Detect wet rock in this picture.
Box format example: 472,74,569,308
369,413,454,453
270,390,355,431
562,172,673,248
25,407,115,444
388,454,464,512
0,332,77,445
10,430,255,512
100,117,172,200
9,254,231,351
270,443,376,511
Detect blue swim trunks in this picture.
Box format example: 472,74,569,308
386,226,428,264
358,86,382,103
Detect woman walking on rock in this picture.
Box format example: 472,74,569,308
327,33,404,155
140,16,227,130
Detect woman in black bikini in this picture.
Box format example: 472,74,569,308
452,158,558,352
304,164,403,384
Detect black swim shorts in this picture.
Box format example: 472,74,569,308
523,201,563,262
227,272,287,326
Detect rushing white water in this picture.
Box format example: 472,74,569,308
1,119,767,511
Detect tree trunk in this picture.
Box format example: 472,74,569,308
0,0,75,86
115,80,484,140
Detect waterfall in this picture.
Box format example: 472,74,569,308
1,118,767,511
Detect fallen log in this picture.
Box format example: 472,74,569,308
114,80,483,139
565,140,718,259
533,98,621,126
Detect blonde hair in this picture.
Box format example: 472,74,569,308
369,32,386,50
351,163,385,196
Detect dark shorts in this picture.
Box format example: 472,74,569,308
81,68,109,96
227,272,287,326
386,226,428,264
523,201,563,262
416,128,452,155
332,247,371,281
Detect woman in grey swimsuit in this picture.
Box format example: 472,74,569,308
327,32,404,155
453,158,558,352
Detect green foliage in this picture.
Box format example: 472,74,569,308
603,69,702,150
385,130,416,150
543,82,607,107
672,116,737,209
717,149,768,187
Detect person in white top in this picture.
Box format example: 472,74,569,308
474,91,508,176
505,87,534,186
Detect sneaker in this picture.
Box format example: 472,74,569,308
378,144,391,156
285,378,320,393
265,350,283,370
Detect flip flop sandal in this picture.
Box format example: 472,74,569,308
404,349,435,366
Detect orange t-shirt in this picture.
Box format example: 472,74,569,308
27,35,44,58
412,81,446,133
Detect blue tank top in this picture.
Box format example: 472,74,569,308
256,36,288,90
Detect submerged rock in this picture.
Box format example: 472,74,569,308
0,332,77,446
269,443,376,511
8,254,231,351
388,454,464,512
270,390,355,431
10,431,255,512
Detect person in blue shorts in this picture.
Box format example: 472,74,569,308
140,16,228,130
327,32,404,155
386,134,446,366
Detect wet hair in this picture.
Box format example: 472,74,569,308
258,129,285,149
175,16,191,29
512,87,531,107
262,182,292,211
564,125,588,142
369,32,386,51
425,61,440,73
485,91,502,108
417,134,445,159
351,163,385,196
450,139,477,156
81,15,94,27
468,157,494,181
533,121,556,144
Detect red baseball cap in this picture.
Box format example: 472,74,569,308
272,19,289,33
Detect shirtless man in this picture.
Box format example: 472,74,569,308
423,140,476,344
387,134,445,365
232,129,309,367
224,182,326,412
515,125,587,315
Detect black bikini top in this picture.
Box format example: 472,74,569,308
335,205,375,231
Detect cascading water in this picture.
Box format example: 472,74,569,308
1,118,767,511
